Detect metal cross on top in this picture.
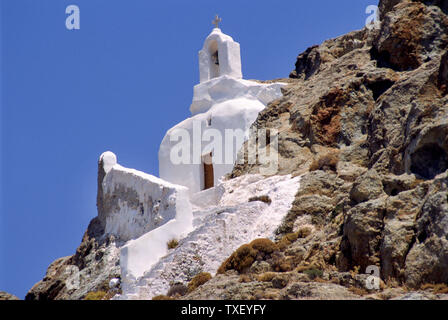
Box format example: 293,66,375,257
212,15,222,28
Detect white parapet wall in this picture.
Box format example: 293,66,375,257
120,211,194,282
98,151,193,242
97,151,193,280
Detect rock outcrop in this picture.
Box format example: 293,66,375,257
230,0,448,292
25,157,122,300
25,217,121,300
0,291,20,300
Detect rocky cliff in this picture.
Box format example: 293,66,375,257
25,0,448,300
210,0,448,299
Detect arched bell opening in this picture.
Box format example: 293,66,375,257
208,40,220,79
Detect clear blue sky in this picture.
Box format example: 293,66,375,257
1,0,376,298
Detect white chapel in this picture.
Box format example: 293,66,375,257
158,16,284,194
96,16,288,290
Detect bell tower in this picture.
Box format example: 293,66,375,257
198,16,243,83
